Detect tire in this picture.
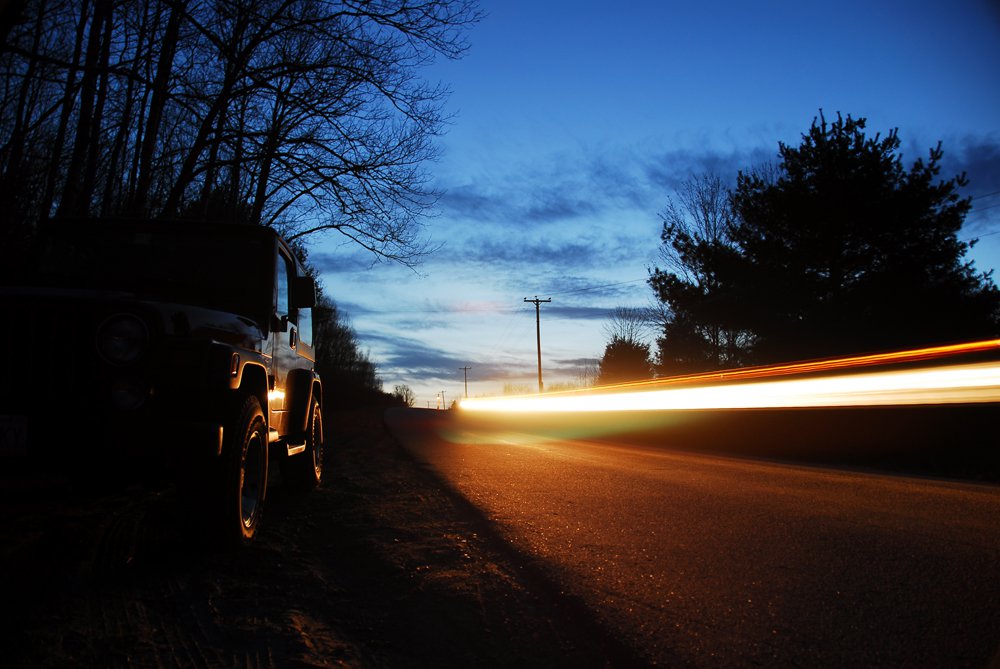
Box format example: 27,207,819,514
212,394,268,546
285,396,323,491
176,394,268,547
231,394,268,543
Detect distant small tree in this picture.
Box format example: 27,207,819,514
546,381,584,392
392,384,416,407
597,337,652,385
597,306,653,385
576,358,601,388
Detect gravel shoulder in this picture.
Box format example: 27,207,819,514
0,409,632,668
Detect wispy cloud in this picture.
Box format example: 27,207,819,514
639,146,777,192
364,331,463,374
462,236,609,267
435,141,785,237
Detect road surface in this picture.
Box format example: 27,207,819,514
386,407,1000,668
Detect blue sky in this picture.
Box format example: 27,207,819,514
311,0,1000,408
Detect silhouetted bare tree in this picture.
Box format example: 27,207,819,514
392,384,415,407
602,305,651,345
650,173,754,374
0,0,481,269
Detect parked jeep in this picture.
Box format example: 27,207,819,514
0,219,324,544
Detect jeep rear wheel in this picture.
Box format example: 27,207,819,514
227,395,268,544
285,396,323,491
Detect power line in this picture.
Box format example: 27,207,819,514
970,189,1000,201
964,228,1000,240
480,301,533,367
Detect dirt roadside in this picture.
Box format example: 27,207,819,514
0,409,636,668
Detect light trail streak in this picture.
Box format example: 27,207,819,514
459,340,1000,413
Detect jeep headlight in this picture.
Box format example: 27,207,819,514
97,314,148,365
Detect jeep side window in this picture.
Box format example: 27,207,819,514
298,299,313,347
276,250,314,347
276,252,292,323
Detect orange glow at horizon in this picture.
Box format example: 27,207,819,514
459,340,1000,413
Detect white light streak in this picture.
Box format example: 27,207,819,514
459,361,1000,413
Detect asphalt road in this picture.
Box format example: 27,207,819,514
385,407,1000,668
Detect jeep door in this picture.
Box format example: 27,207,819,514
269,249,295,433
269,247,316,435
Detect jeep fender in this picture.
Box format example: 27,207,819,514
237,362,269,412
286,369,322,436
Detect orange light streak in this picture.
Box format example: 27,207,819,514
459,340,1000,413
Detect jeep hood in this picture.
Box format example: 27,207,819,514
1,286,266,348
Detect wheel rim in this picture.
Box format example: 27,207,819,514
241,423,266,529
311,405,324,479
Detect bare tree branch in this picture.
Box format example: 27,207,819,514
0,0,480,267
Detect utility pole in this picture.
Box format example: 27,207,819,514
524,296,551,393
459,366,471,398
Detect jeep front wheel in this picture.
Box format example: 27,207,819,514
224,395,268,544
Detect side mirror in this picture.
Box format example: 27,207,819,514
291,276,316,309
271,313,290,333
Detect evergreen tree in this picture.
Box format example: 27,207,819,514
652,112,1000,370
597,337,652,385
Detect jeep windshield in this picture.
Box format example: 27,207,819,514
28,223,274,326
